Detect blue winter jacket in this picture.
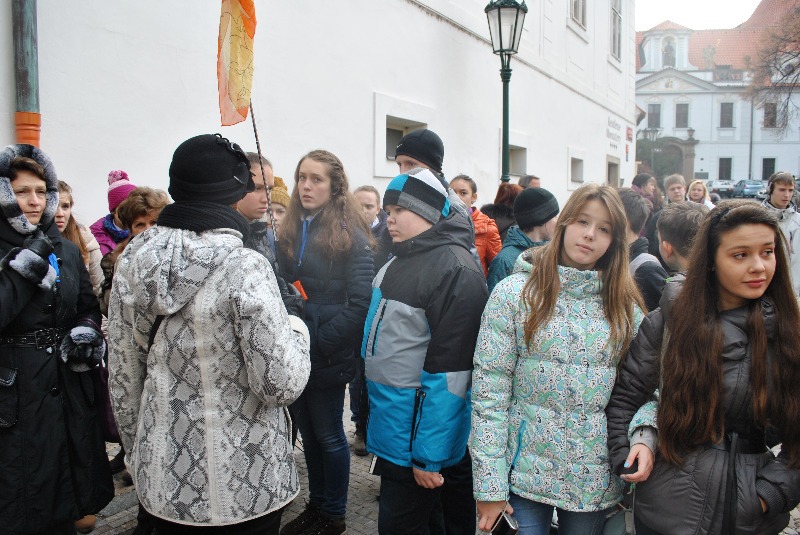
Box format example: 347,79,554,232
362,211,489,472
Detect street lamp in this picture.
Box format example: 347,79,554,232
485,0,528,182
643,127,661,174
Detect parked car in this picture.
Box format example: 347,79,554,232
756,186,769,201
731,180,764,198
706,180,734,197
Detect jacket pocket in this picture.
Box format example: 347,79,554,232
736,451,777,533
0,354,18,428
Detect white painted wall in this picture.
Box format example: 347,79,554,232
2,0,636,224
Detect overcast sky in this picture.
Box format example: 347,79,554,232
635,0,763,31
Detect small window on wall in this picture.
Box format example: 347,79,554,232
720,103,734,128
675,103,689,128
510,146,528,177
763,103,777,128
762,158,776,180
610,0,622,59
386,116,426,161
719,158,732,181
647,104,661,128
571,157,584,183
572,0,587,28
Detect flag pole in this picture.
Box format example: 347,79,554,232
249,101,278,242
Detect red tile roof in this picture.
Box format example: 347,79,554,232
636,0,798,72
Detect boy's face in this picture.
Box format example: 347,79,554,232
396,155,429,174
666,183,686,203
385,204,433,242
770,182,795,209
355,190,381,221
237,180,269,221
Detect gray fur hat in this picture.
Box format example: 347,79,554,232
0,144,59,235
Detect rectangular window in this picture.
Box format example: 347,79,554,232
719,158,732,181
571,0,586,28
763,103,777,128
647,104,661,128
570,157,584,183
762,158,776,180
610,0,621,59
509,146,527,177
720,102,734,128
385,116,426,161
675,103,689,128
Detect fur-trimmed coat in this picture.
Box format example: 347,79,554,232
108,225,310,526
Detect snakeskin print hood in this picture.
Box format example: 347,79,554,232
115,225,245,316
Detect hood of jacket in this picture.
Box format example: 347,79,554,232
502,225,537,251
391,208,473,258
116,225,244,316
762,199,798,221
658,272,684,320
512,247,602,297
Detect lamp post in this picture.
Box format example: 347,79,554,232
643,127,661,175
485,0,527,183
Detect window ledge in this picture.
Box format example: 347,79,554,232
567,17,589,43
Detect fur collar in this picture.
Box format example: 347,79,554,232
0,144,59,236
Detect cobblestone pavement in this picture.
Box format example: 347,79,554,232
92,404,800,535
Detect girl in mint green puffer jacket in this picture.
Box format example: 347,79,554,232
471,184,645,535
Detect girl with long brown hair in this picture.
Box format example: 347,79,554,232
607,200,800,534
277,150,374,535
472,183,645,534
55,180,103,296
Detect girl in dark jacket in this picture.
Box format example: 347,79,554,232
277,150,375,535
0,146,112,534
607,200,800,535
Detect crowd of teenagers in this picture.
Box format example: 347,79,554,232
2,128,800,535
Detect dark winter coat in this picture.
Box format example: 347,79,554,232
607,280,800,535
0,219,112,534
279,216,374,389
629,237,667,312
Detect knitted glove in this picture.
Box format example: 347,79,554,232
0,230,56,290
59,326,106,372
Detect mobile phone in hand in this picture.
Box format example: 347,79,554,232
491,511,518,535
620,459,639,476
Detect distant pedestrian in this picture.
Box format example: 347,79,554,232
518,175,541,189
481,182,523,241
89,170,137,255
761,171,800,295
687,179,715,209
487,186,559,293
450,174,502,277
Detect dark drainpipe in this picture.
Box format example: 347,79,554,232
12,0,40,146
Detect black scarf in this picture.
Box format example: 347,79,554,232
157,201,251,239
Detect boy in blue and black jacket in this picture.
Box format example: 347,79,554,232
362,167,489,534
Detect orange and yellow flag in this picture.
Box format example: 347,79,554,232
217,0,256,126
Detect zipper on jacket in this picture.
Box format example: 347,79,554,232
366,300,387,357
410,390,427,450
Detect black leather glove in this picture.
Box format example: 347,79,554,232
23,230,54,259
59,326,106,372
1,230,57,290
276,274,305,318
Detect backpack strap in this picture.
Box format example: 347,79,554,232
147,315,165,352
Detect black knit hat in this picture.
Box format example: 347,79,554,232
514,187,559,230
168,134,255,205
395,129,444,174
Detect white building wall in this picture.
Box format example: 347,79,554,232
1,0,636,223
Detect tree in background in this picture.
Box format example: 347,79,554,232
749,1,800,137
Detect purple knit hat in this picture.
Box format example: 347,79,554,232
107,170,137,212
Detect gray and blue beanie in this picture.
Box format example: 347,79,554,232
383,167,450,224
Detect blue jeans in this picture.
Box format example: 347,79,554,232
290,386,349,517
508,494,608,535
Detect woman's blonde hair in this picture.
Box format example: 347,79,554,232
687,179,710,202
522,183,645,357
